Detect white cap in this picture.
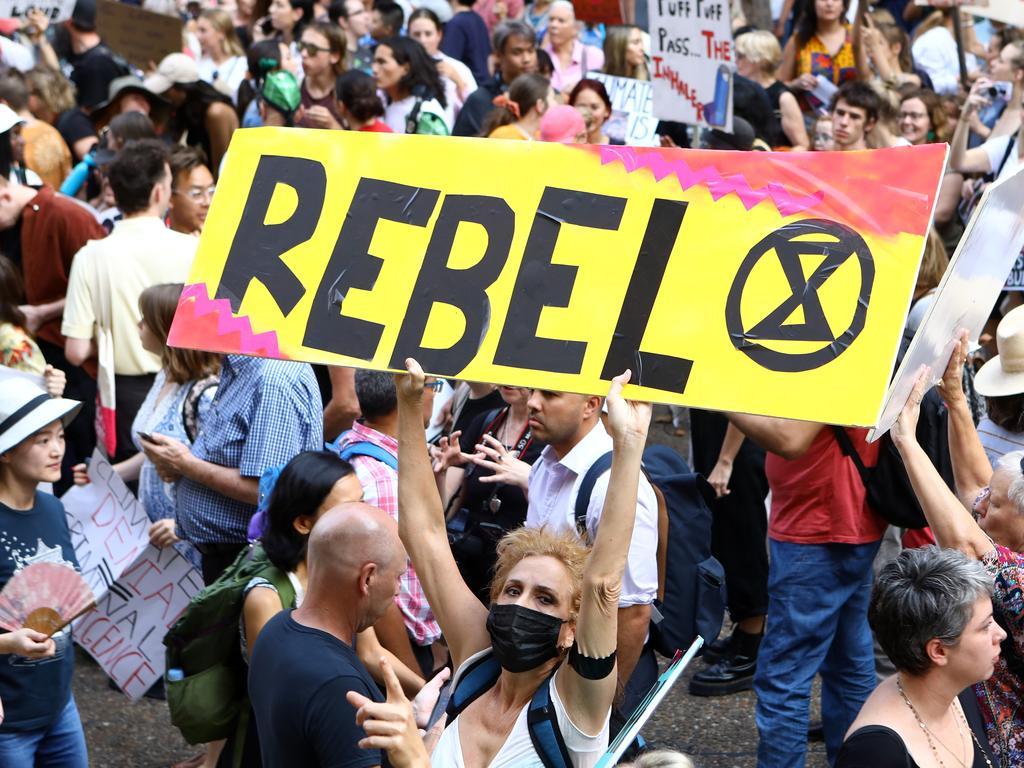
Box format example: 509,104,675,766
0,379,80,455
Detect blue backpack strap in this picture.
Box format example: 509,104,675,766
446,652,501,722
527,676,572,768
573,451,614,541
326,431,399,471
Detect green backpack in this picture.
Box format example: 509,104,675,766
164,544,295,746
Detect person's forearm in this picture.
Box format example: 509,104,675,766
896,437,989,557
373,602,421,677
950,110,974,170
727,413,820,459
583,434,644,585
615,603,650,691
357,627,425,698
716,422,744,465
948,395,991,505
397,390,447,543
180,455,259,505
114,452,144,483
24,298,64,324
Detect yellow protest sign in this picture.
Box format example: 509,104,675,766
168,129,947,426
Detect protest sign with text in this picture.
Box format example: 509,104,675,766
168,129,947,426
63,449,150,596
587,72,659,146
647,0,734,128
63,450,203,699
75,545,201,699
872,163,1024,439
0,0,75,22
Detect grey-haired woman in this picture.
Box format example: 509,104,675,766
837,547,1002,768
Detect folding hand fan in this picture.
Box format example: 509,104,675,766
0,562,95,636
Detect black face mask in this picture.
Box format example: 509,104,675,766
486,603,566,673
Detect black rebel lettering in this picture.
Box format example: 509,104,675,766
216,155,327,315
302,178,440,360
389,195,514,374
600,199,694,392
493,187,626,375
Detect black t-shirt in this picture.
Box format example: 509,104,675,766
452,388,504,436
452,75,503,137
248,611,383,768
55,108,97,159
0,492,79,732
457,406,544,532
67,43,127,110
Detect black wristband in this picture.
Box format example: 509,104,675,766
567,643,616,680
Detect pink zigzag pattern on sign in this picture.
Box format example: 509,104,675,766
179,283,282,357
594,145,825,216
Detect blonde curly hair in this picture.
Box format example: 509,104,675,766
489,525,590,622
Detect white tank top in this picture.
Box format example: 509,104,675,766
430,649,609,767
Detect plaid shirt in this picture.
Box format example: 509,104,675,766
337,422,441,646
177,355,323,544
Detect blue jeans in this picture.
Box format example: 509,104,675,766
0,695,88,768
755,539,880,768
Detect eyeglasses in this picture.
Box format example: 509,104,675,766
174,185,216,202
299,41,331,56
425,379,444,392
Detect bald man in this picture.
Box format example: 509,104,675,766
248,502,408,768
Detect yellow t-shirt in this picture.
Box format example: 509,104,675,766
488,124,534,140
62,217,197,375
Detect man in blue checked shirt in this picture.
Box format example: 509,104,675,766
141,354,324,584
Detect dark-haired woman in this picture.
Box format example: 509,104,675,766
779,0,860,113
373,36,451,135
336,70,392,132
225,451,425,766
266,0,315,76
147,53,239,176
408,9,476,116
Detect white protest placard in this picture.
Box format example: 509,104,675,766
646,0,733,129
871,163,1024,440
1004,246,1024,291
960,0,1024,27
586,72,659,146
75,544,202,700
63,449,150,595
0,0,76,22
62,448,204,699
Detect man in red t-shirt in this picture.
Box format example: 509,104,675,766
728,414,886,768
0,177,105,488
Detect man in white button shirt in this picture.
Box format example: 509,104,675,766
525,387,659,714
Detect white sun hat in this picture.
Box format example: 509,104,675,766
0,378,81,455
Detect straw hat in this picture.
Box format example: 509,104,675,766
975,305,1024,397
0,379,80,455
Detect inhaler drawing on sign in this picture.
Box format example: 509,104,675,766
703,65,732,128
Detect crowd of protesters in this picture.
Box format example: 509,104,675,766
0,0,1020,766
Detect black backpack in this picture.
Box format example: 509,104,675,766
831,426,928,530
574,444,726,657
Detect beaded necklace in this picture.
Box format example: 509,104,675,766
896,676,993,768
